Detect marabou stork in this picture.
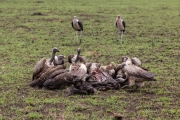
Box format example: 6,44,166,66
72,16,83,44
116,15,126,44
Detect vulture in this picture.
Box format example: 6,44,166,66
117,62,156,91
131,57,142,67
43,71,73,90
122,56,149,70
121,56,132,65
32,47,59,81
68,49,87,64
116,15,125,44
53,55,65,66
86,62,120,90
72,16,83,44
68,48,87,82
100,62,117,78
30,64,66,87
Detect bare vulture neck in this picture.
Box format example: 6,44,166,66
75,50,81,63
49,50,57,64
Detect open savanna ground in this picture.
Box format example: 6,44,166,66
0,0,180,119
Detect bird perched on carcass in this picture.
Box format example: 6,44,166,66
100,62,117,79
53,54,65,66
68,48,87,82
42,71,73,90
115,15,125,44
30,64,66,87
116,60,156,91
32,47,59,81
72,16,83,44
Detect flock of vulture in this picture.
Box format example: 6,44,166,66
30,47,156,95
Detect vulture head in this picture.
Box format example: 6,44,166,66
52,47,59,53
54,55,65,66
121,56,132,65
88,63,101,74
121,56,129,62
68,48,82,64
117,62,126,70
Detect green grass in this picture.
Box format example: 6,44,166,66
0,0,180,119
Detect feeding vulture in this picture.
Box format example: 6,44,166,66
117,62,156,91
100,62,117,78
32,47,59,81
30,64,66,87
68,48,87,81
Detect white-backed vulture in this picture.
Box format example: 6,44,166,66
131,57,142,67
43,71,73,90
100,62,116,78
30,64,66,87
121,56,132,65
117,62,156,90
32,47,59,81
121,56,148,71
68,49,87,64
53,55,65,66
68,48,87,81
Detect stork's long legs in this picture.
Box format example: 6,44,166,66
120,31,124,44
75,31,82,44
117,29,124,44
76,31,79,44
79,31,82,43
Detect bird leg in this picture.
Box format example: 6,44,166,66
120,31,124,44
76,31,79,44
79,31,82,43
117,29,121,41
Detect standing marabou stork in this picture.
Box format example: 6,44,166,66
116,15,126,44
72,16,83,44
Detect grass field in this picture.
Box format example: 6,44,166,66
0,0,180,119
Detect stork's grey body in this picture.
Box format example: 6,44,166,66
72,16,83,44
116,15,125,44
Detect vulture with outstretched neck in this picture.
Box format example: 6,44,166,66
32,47,59,81
68,48,87,82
